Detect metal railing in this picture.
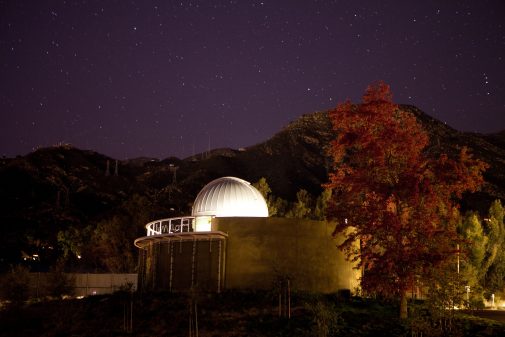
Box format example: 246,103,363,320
146,217,195,236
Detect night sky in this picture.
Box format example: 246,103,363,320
1,1,504,160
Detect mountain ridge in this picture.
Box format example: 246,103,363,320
0,105,503,271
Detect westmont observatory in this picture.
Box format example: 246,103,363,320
135,176,360,293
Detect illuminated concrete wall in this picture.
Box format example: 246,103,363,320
212,217,360,293
136,217,360,294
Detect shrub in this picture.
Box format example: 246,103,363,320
44,266,75,298
0,265,31,306
304,299,343,337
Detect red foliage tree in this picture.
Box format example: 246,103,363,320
326,82,487,318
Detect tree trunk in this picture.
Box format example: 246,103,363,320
400,292,408,319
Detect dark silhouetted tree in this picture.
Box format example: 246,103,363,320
45,263,75,298
91,194,152,272
325,81,487,319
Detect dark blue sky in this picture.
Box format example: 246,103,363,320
1,0,504,159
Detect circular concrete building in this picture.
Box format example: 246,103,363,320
135,177,359,293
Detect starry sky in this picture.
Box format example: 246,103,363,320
1,1,504,160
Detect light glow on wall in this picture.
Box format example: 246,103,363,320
195,216,212,232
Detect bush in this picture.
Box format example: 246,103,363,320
44,266,75,298
469,298,485,310
0,265,31,306
304,299,343,337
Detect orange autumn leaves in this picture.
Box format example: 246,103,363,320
326,82,488,298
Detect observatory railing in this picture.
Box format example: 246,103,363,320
146,217,195,236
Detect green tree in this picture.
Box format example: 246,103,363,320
489,199,504,225
286,189,312,219
484,200,505,293
57,225,90,260
269,195,289,217
461,212,488,277
458,212,488,306
253,177,278,216
314,188,332,221
416,259,466,335
253,177,272,199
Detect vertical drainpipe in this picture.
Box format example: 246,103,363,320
138,249,144,294
217,239,222,293
36,272,40,299
191,238,197,288
169,240,173,292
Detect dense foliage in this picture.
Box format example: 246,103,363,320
459,200,505,302
325,82,488,318
253,177,331,220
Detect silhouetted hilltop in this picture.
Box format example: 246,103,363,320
0,105,503,271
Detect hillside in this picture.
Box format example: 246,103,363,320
0,105,504,271
175,105,505,207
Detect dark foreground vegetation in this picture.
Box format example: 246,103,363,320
0,290,504,337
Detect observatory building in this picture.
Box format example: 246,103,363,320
135,177,359,293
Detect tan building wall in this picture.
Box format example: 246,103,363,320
212,217,360,293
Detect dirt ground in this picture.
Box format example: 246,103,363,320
464,309,505,323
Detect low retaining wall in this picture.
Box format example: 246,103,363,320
24,273,137,298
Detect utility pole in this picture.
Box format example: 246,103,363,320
169,164,178,184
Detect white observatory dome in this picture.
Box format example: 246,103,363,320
192,177,269,217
